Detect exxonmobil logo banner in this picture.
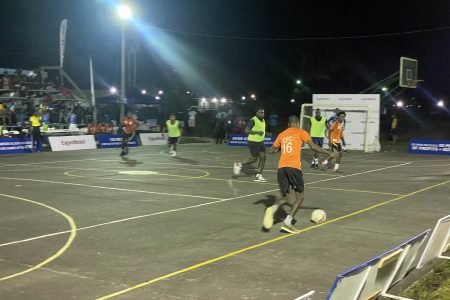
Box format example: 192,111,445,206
139,133,168,146
49,135,97,151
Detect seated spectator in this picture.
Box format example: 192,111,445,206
105,123,114,133
2,71,10,90
87,123,97,135
97,123,107,133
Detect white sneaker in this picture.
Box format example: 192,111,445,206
233,163,242,175
254,173,266,182
170,151,177,157
263,207,274,229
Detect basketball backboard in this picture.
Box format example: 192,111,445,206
399,57,419,88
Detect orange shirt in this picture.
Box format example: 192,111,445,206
273,127,311,170
330,120,344,143
123,117,138,133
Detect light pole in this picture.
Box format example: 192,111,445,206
117,4,132,120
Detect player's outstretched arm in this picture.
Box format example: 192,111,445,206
306,140,337,158
268,145,279,154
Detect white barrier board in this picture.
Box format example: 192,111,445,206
417,215,450,268
139,133,168,146
49,135,97,151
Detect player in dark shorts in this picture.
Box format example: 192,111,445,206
263,115,337,233
321,111,346,172
233,107,268,182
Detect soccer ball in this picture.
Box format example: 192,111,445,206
311,209,326,224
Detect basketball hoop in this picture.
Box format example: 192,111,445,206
406,79,424,88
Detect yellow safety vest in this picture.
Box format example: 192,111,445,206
166,120,181,137
247,116,265,142
310,117,326,138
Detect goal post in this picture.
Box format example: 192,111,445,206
300,103,379,152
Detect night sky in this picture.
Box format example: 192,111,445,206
1,0,450,106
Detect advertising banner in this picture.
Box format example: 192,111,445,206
0,137,36,154
97,134,138,148
408,139,450,155
49,135,96,151
139,133,168,146
227,134,276,147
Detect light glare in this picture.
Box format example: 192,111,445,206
117,5,132,20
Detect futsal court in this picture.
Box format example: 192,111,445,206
0,144,449,299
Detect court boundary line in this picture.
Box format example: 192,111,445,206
0,162,409,248
97,178,450,299
0,193,77,282
0,176,223,201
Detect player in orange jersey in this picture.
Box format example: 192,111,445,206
120,111,140,158
321,111,346,172
263,115,337,233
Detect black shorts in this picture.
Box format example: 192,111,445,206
278,167,304,195
331,143,342,152
168,137,179,145
248,141,265,157
312,137,323,148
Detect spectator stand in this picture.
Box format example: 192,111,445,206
0,66,94,153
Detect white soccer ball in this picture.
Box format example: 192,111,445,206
311,209,326,224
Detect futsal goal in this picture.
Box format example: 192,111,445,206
300,94,381,152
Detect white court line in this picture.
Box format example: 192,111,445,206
0,177,222,201
0,160,337,177
0,162,410,248
0,158,108,167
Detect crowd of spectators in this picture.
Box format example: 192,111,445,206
0,68,94,129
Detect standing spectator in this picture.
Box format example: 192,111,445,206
214,116,226,144
390,114,398,144
85,107,93,124
29,111,42,152
69,110,78,131
269,112,279,133
224,109,234,142
234,116,246,134
187,107,197,129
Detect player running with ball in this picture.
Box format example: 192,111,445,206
263,115,337,233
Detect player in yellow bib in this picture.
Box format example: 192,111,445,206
165,114,182,157
309,109,328,168
233,107,268,182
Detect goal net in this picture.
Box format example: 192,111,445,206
300,103,380,152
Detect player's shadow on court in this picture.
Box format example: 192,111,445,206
232,168,257,178
120,158,142,167
254,195,320,232
171,156,199,165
